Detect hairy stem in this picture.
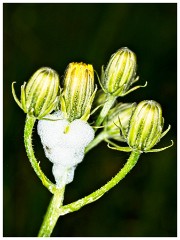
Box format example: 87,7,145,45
59,150,141,216
38,187,65,237
95,94,116,128
25,114,140,237
24,114,57,194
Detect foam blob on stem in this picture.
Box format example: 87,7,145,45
37,111,94,188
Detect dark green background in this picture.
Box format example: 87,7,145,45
3,3,177,237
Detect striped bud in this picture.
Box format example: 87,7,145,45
12,67,60,118
104,102,136,141
127,100,164,151
100,47,145,97
60,62,96,122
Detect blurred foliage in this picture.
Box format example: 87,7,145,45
3,3,177,237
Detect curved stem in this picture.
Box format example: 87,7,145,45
59,150,141,216
38,187,65,237
25,114,141,237
95,94,116,128
24,114,57,194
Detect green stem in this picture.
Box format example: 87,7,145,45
85,131,108,153
38,187,65,237
95,94,116,128
24,114,57,194
59,150,141,216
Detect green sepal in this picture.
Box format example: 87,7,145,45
20,82,27,113
118,81,148,97
144,140,174,153
92,125,105,129
41,117,64,121
59,95,68,119
161,124,171,139
90,102,105,116
132,75,140,84
11,82,23,110
81,85,98,121
114,115,127,140
38,97,59,119
105,138,132,152
96,67,107,94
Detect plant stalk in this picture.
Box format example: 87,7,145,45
24,114,57,194
95,94,116,128
59,150,141,216
38,187,65,237
25,114,141,237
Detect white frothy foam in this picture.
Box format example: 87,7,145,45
37,111,94,188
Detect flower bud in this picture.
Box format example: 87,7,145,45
100,47,146,97
127,100,165,152
104,102,136,141
12,67,60,118
60,62,97,122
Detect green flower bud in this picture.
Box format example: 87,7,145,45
106,100,173,153
60,62,97,122
127,100,170,152
100,47,146,97
12,67,60,118
104,102,136,141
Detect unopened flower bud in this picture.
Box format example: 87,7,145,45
60,62,97,122
106,100,172,153
104,102,136,141
128,100,166,152
100,47,146,97
12,67,60,118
